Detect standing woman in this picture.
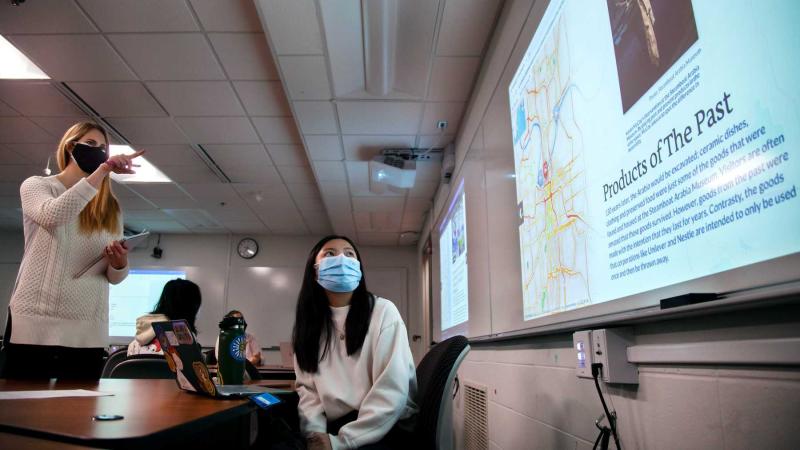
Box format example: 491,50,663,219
292,236,418,450
2,122,144,379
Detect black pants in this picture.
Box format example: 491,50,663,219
1,310,105,380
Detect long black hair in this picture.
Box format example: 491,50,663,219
151,279,202,334
293,235,375,373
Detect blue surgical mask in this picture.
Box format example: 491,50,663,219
316,254,362,293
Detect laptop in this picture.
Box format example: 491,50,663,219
151,320,286,398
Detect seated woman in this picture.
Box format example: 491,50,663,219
127,279,202,356
293,236,418,450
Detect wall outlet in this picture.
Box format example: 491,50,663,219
573,330,593,379
592,328,638,384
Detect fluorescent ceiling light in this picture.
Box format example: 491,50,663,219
0,35,49,79
109,145,172,183
362,0,396,96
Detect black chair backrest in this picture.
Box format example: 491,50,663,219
245,360,262,380
108,356,174,379
414,335,469,449
101,348,129,378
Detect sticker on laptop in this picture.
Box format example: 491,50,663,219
192,361,217,396
173,322,194,345
164,331,179,346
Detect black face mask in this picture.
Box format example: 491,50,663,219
70,142,108,174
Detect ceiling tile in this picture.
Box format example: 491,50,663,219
223,220,268,234
221,161,283,184
352,196,405,213
203,144,271,166
78,0,199,32
208,33,278,80
304,135,343,161
398,231,420,246
0,81,83,116
357,232,398,246
420,102,465,135
0,101,18,116
257,0,324,55
68,82,166,117
190,0,263,32
232,183,292,203
401,211,425,231
129,183,189,199
161,164,221,183
436,0,501,56
266,144,308,166
275,165,315,184
293,101,338,134
318,181,349,197
108,34,225,81
409,180,439,198
0,0,94,33
303,215,332,235
417,134,454,149
174,117,259,144
181,183,242,203
322,194,353,214
415,161,443,181
148,82,245,116
108,118,188,144
149,196,201,209
260,209,309,234
285,183,319,197
404,196,433,213
292,193,325,213
252,117,301,144
139,145,201,166
427,57,480,101
208,202,259,221
327,210,356,236
232,81,291,116
0,117,54,144
337,102,423,135
6,35,136,81
279,56,331,100
125,220,189,233
341,135,416,161
28,117,92,138
312,160,346,182
117,195,157,211
3,144,51,165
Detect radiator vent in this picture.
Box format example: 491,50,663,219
463,382,489,450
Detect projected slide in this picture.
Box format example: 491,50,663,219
440,182,468,330
509,0,799,321
109,269,186,337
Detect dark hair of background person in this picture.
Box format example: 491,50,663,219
151,279,202,334
293,235,375,373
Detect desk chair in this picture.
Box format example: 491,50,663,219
413,335,470,450
108,356,174,379
100,348,129,378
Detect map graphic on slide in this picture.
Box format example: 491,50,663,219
511,13,590,320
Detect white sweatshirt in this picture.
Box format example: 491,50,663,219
8,175,128,348
295,297,418,449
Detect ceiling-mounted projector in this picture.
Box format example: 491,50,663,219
369,153,416,194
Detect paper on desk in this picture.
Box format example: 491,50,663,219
0,389,114,400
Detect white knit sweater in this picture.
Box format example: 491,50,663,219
295,297,418,450
8,175,128,348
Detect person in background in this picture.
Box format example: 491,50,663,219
292,235,418,450
1,122,143,379
214,310,262,366
128,279,202,355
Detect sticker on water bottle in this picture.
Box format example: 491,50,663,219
250,392,283,410
229,335,246,362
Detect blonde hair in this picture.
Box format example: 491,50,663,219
56,122,120,234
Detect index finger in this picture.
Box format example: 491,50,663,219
129,149,146,158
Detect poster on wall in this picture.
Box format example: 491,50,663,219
440,180,468,331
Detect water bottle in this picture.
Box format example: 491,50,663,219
217,315,246,385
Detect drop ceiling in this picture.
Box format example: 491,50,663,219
0,0,502,246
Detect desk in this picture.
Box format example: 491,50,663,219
207,364,296,380
0,379,256,449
